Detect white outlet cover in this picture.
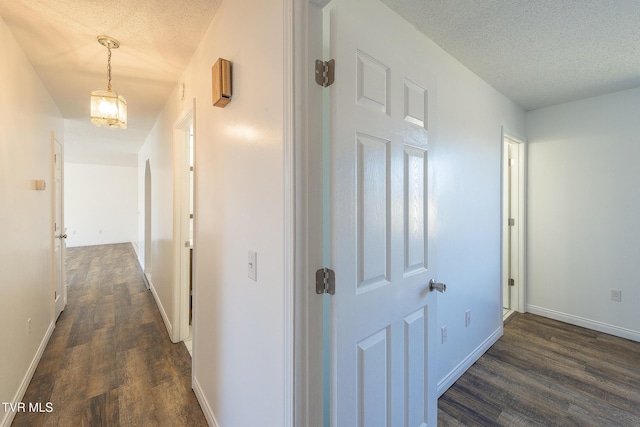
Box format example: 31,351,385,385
248,250,257,281
611,289,622,302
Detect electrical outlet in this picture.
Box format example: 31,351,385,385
465,310,471,327
248,250,257,281
441,326,447,344
610,289,622,302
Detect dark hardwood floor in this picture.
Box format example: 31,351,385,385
13,243,207,427
438,312,640,426
15,242,639,426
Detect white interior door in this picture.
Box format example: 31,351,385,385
53,137,66,320
507,140,521,311
327,1,438,425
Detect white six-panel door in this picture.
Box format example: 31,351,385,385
326,0,438,425
53,137,66,320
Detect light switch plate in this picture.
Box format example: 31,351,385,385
248,250,257,281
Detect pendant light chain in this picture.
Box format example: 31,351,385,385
107,45,112,92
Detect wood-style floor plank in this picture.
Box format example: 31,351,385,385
439,313,640,426
16,243,640,426
12,243,206,427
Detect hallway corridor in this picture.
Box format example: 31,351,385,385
13,244,207,426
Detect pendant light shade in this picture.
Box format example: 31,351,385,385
90,89,127,128
90,36,127,129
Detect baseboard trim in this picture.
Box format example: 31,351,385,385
131,241,141,266
437,325,503,397
132,243,150,290
193,375,220,427
527,305,640,342
1,321,55,427
142,273,151,290
149,280,174,342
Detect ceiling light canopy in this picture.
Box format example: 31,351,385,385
90,36,127,129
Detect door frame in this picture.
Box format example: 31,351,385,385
173,99,196,343
293,0,325,426
501,128,527,314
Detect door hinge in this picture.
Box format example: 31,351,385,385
508,218,515,226
315,267,335,295
315,59,335,88
508,278,515,287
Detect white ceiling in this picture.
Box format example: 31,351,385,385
381,0,640,111
3,1,639,166
0,0,221,166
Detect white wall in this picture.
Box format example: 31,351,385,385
431,50,526,389
136,95,178,338
526,88,640,341
0,16,63,426
64,162,138,248
137,0,287,424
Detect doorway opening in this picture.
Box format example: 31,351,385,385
144,159,152,290
174,102,195,349
502,132,526,319
183,121,195,353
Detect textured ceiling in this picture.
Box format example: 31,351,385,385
3,1,639,166
0,0,221,166
381,0,640,111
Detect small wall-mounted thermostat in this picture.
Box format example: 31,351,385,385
212,58,232,108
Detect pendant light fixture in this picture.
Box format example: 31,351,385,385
90,36,127,129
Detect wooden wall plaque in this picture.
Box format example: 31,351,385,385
212,58,232,107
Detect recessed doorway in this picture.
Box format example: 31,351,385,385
144,159,152,290
174,101,196,347
502,132,526,318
